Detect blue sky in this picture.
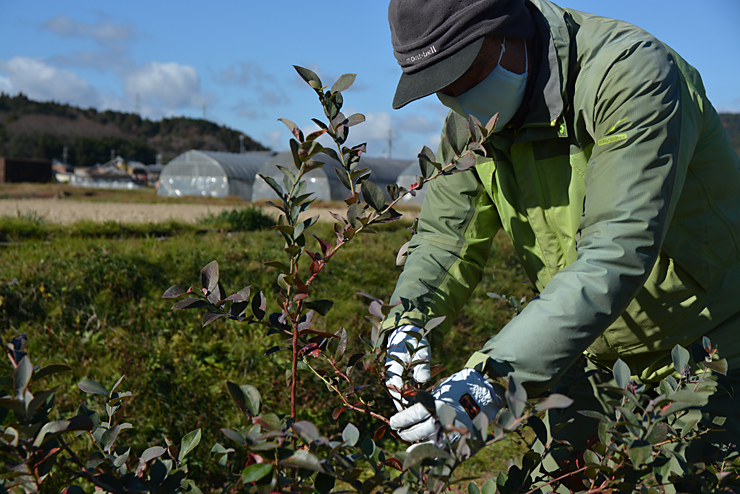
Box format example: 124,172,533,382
1,1,738,160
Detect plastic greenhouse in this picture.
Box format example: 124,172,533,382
252,151,413,202
157,150,276,200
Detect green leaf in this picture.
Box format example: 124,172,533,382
480,479,497,494
101,424,120,452
331,73,356,93
613,359,631,389
645,422,668,444
361,180,386,212
334,166,352,190
242,385,262,416
418,146,439,179
444,111,469,156
535,393,574,412
294,65,322,90
346,113,365,127
342,423,359,447
221,428,245,445
179,429,201,462
162,285,188,299
468,482,481,494
281,449,324,472
672,344,690,374
304,299,334,316
242,463,273,483
402,443,451,470
704,358,728,375
258,174,284,198
627,439,652,467
14,356,32,399
33,416,93,447
141,446,166,463
78,379,108,397
201,260,219,293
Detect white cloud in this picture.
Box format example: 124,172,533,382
124,62,209,110
43,15,134,44
0,75,12,93
0,56,101,107
397,113,441,135
263,130,284,150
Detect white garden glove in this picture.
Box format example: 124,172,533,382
385,325,431,411
390,368,501,444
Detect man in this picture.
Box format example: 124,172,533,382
382,0,740,460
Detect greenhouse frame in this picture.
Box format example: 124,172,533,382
157,150,276,200
252,151,413,202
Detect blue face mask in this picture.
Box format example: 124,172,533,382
437,37,528,132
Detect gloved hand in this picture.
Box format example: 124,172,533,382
390,368,501,444
385,325,431,411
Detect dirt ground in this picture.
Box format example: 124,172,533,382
0,198,239,224
0,184,420,224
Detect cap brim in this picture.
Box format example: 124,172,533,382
392,37,485,109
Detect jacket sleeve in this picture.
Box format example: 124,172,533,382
467,38,686,395
382,150,501,347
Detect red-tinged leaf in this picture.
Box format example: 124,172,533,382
455,152,477,171
278,117,304,141
368,301,383,320
314,236,332,256
163,285,188,299
328,211,347,225
200,260,219,293
294,293,308,301
310,260,321,276
299,343,319,356
202,311,225,327
172,298,209,310
385,457,404,471
332,407,347,420
373,425,389,441
294,276,309,294
306,129,327,142
225,286,251,302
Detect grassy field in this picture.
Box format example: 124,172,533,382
0,189,532,489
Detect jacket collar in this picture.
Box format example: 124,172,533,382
518,0,572,131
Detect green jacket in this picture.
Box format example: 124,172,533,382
384,0,740,394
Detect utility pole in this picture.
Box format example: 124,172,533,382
135,93,140,115
239,135,245,154
203,104,206,120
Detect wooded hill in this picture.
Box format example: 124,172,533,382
0,93,737,168
0,93,267,167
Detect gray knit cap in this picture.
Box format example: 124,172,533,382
389,0,535,109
